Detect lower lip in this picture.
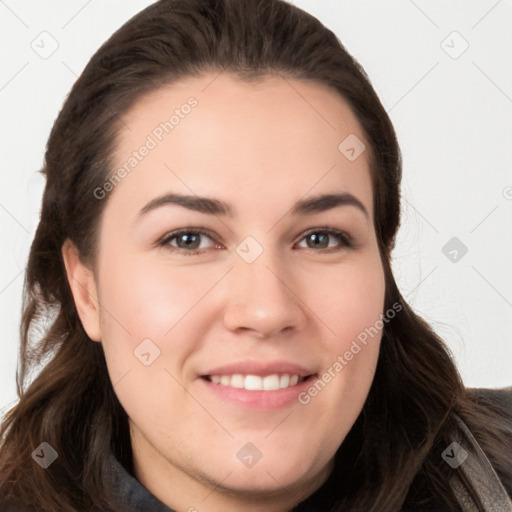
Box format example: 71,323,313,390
199,375,317,411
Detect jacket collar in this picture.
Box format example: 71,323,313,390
450,412,512,511
106,450,175,511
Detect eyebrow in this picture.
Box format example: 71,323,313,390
137,192,369,220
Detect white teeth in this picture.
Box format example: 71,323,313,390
207,373,305,390
279,374,290,388
263,374,280,390
244,375,262,390
230,374,245,388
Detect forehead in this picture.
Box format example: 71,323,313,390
108,72,373,220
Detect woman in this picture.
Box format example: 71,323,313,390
0,0,511,510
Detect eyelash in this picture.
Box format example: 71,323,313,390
157,227,354,256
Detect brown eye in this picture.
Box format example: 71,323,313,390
173,233,203,250
159,229,218,256
297,229,352,251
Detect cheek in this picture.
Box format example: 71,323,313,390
97,254,209,340
310,255,385,402
95,253,225,393
95,256,202,417
313,258,385,347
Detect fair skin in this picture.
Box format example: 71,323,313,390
62,72,385,512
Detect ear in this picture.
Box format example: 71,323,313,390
61,239,102,342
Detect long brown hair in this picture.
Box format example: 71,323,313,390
1,1,510,510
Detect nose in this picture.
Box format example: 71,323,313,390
222,247,308,339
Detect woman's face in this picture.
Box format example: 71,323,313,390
65,72,385,511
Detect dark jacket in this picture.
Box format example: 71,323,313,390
106,387,512,512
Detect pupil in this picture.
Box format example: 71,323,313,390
309,233,328,248
180,234,199,249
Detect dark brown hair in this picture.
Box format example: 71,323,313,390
1,1,510,510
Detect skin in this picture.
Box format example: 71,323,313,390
62,72,386,512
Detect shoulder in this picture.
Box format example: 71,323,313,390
467,385,512,409
453,385,512,510
466,385,512,431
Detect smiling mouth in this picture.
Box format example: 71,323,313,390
202,373,315,391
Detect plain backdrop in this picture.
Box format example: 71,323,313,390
1,0,511,420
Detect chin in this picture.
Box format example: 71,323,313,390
213,455,322,495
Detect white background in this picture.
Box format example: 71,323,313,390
1,0,511,419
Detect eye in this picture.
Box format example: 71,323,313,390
296,228,353,252
158,228,220,256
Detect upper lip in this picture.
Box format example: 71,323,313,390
201,360,316,378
